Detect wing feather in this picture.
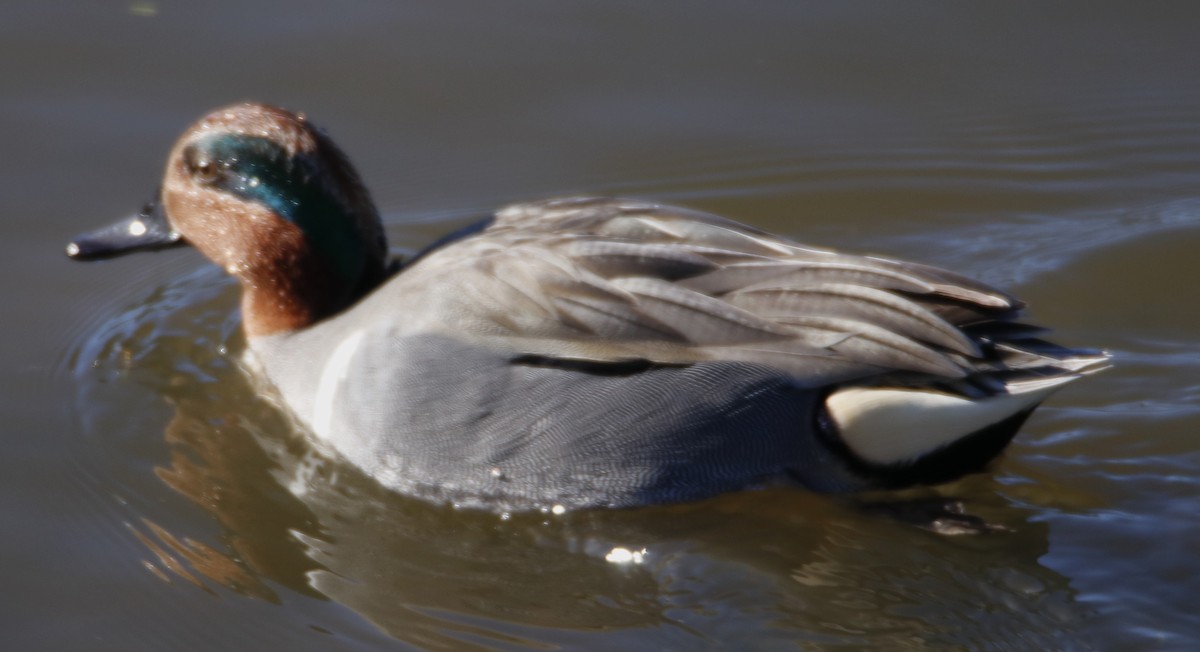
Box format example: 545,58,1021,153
726,283,980,356
399,198,1052,385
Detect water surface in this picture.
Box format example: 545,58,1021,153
5,2,1200,649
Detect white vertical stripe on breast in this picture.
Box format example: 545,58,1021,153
312,330,365,439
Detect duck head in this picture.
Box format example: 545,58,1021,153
67,103,389,336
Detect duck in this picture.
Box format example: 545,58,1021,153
66,102,1109,510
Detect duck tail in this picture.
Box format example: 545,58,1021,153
819,345,1109,486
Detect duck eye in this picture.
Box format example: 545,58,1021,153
191,156,222,184
182,145,224,185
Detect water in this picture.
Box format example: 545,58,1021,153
5,2,1200,649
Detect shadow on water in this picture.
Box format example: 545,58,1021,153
65,260,1098,650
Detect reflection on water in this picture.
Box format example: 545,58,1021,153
68,238,1103,650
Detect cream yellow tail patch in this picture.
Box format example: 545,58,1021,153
825,375,1080,466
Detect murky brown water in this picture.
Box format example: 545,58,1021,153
6,2,1200,649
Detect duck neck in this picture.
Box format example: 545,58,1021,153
239,243,385,338
241,281,328,339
